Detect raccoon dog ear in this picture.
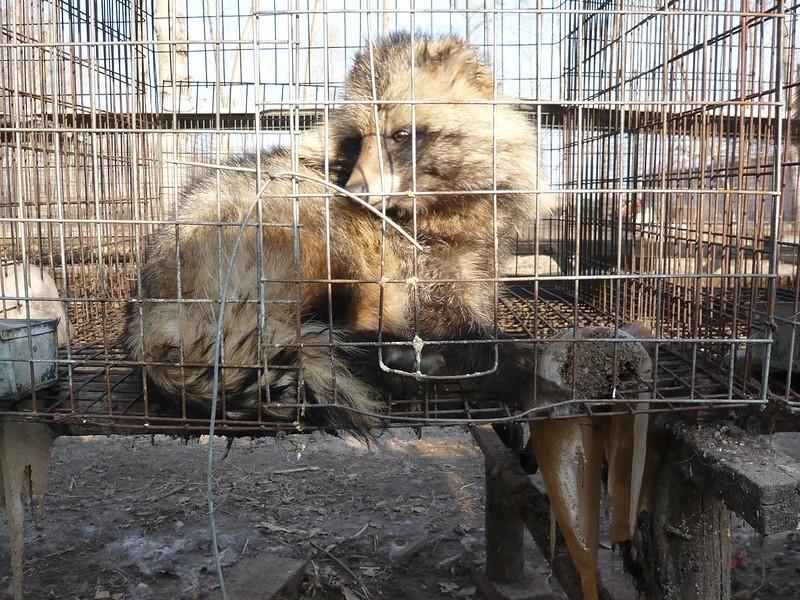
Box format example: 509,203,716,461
424,36,494,97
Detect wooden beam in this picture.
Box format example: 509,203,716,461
668,422,800,535
3,104,785,138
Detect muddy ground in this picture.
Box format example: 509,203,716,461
1,428,798,600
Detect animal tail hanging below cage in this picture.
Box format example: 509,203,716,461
124,301,380,433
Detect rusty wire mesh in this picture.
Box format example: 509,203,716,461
0,0,795,435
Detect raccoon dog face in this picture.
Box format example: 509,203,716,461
337,33,534,220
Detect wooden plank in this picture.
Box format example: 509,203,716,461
207,555,308,600
4,104,780,138
471,425,614,600
669,423,800,535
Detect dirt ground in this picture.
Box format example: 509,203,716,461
1,428,799,600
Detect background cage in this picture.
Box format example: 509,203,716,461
1,0,798,436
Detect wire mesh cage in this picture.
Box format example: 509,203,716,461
0,0,795,436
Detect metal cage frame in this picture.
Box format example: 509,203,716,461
1,0,798,437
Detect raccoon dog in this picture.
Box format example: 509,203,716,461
124,33,554,433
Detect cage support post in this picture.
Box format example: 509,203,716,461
626,421,800,598
628,460,731,600
0,422,56,600
484,443,525,582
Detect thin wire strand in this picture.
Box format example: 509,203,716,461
205,175,286,600
203,162,431,595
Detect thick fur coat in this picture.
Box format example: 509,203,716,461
124,33,554,432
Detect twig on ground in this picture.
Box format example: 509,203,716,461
390,534,436,563
310,541,371,600
272,466,322,475
325,523,373,552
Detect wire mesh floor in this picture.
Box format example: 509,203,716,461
0,285,760,436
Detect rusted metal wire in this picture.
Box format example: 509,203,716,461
2,0,798,433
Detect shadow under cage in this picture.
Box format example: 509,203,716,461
0,0,793,436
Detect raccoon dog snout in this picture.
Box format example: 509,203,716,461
344,135,403,210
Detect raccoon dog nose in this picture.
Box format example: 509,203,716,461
345,182,368,196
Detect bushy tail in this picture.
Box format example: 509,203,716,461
124,301,380,433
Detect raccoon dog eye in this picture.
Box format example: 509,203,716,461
391,129,411,144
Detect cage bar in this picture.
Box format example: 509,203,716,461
1,0,796,436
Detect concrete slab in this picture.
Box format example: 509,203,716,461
207,554,308,600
